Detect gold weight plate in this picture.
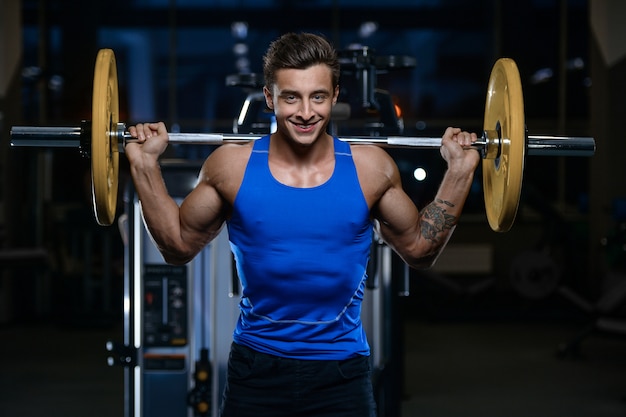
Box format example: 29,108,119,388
482,58,525,232
91,49,119,226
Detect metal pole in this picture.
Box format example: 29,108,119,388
10,125,596,157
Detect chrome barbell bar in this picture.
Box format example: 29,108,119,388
10,123,596,158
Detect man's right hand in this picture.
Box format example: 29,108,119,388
126,122,170,166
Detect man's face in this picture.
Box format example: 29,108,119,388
264,64,339,146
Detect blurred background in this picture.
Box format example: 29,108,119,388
1,1,625,417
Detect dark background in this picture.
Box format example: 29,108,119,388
2,1,626,417
5,0,605,323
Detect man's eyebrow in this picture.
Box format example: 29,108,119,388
278,89,299,96
279,89,331,96
311,89,331,95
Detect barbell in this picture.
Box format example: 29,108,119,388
10,49,595,231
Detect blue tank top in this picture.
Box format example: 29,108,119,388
227,135,373,360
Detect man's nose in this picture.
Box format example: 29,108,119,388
296,101,314,119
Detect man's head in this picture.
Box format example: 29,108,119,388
262,32,340,146
263,32,340,90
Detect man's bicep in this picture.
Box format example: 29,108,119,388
180,183,228,245
373,184,420,248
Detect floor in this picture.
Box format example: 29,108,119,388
1,313,625,417
400,320,626,417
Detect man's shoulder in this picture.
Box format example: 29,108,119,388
349,143,399,206
208,141,254,167
349,143,395,167
201,142,254,194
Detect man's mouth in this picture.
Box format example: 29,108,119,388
293,121,317,132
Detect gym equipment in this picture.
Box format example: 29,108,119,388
337,46,416,135
10,49,595,230
107,164,241,417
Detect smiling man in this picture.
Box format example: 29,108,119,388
125,32,480,417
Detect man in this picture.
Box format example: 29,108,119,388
126,32,480,417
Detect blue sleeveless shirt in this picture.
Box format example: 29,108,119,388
226,135,373,360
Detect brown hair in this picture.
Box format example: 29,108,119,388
263,32,340,89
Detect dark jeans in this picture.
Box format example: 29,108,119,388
219,342,377,417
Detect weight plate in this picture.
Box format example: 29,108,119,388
482,58,526,232
91,49,119,226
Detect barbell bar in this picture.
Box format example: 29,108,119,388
10,48,595,231
10,125,595,157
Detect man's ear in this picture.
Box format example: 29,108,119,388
263,86,274,110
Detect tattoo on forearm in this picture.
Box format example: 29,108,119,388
420,199,457,242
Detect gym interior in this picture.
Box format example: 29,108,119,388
1,1,625,416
